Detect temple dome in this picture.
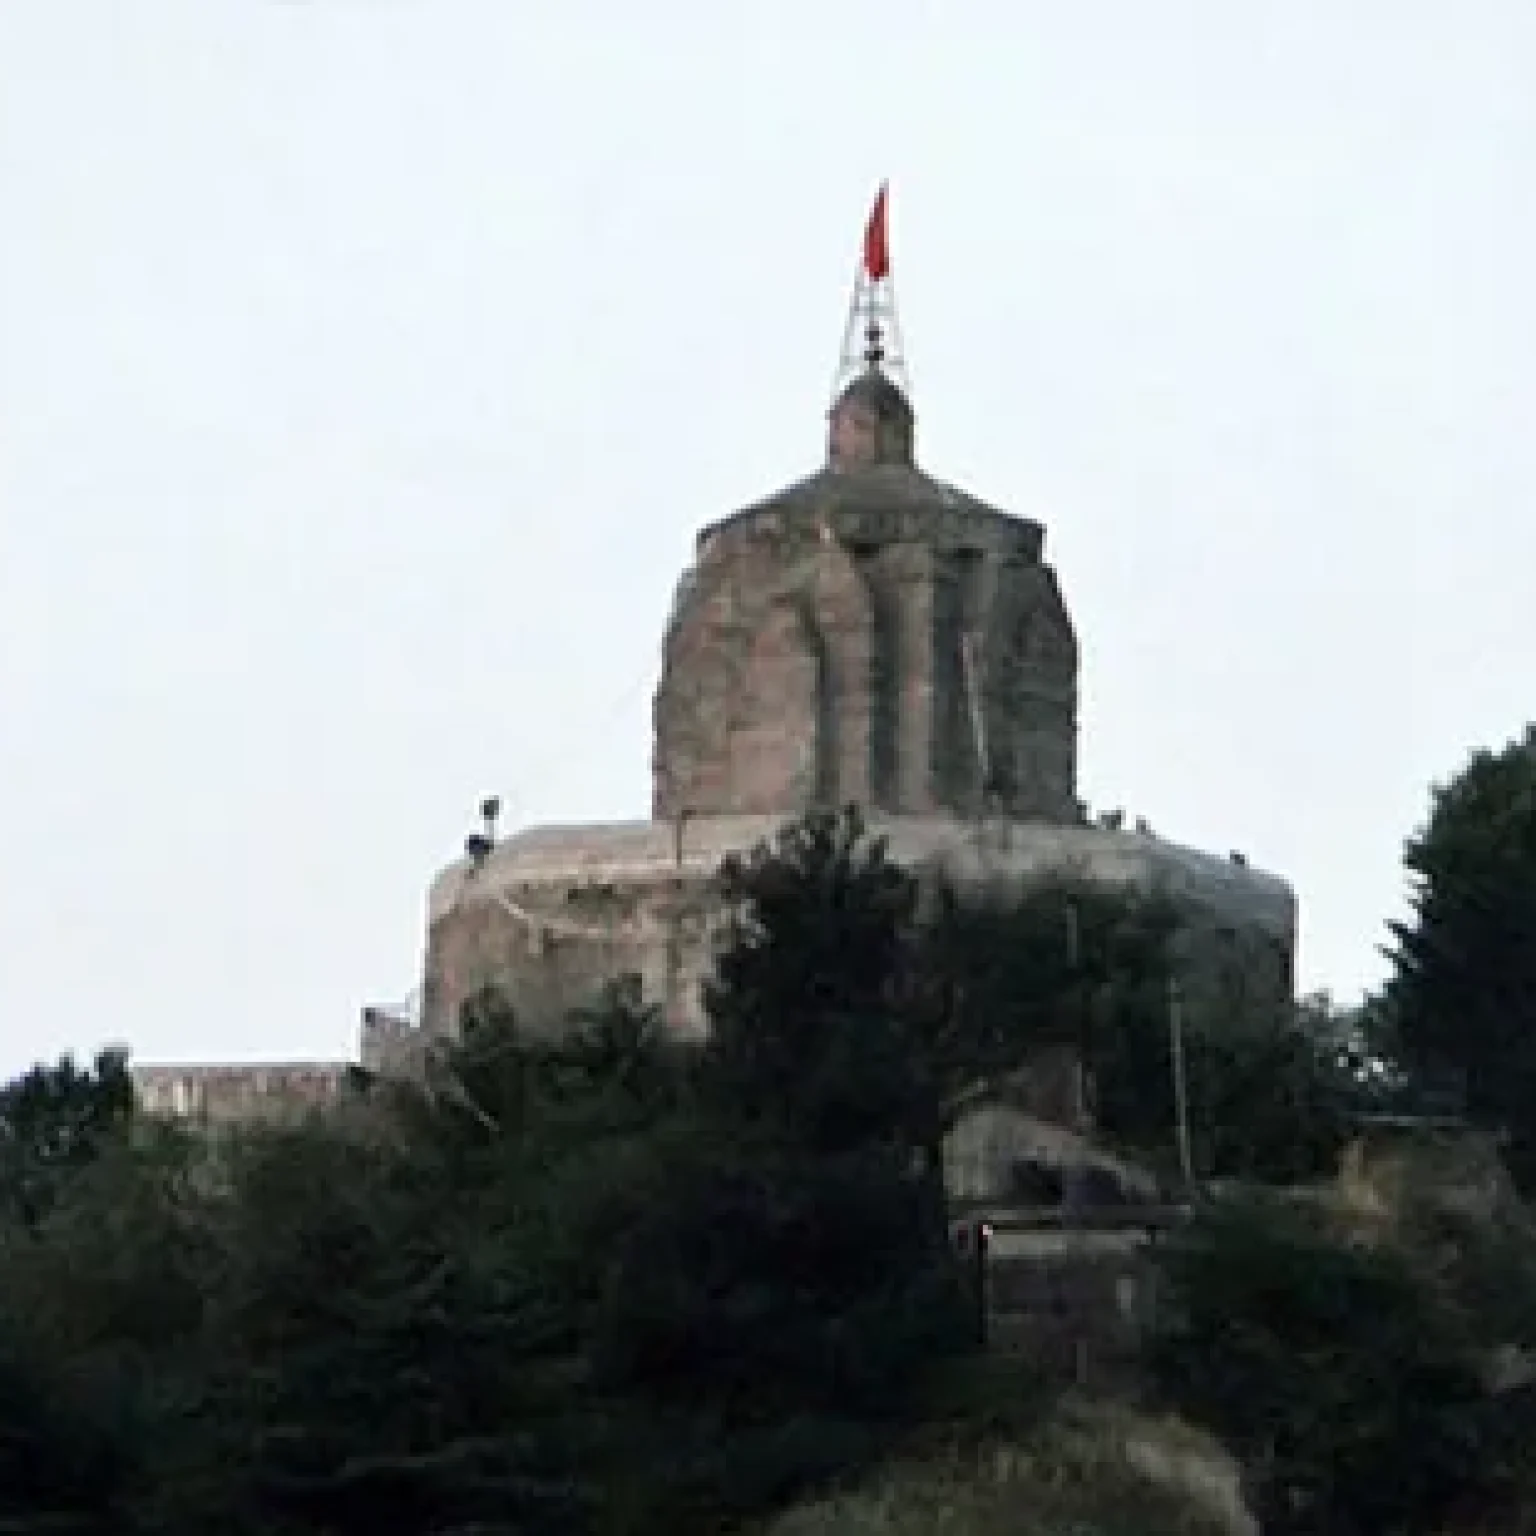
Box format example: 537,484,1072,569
828,366,916,469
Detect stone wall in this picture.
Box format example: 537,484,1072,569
423,858,722,1040
421,814,1296,1046
983,1221,1166,1384
133,1061,349,1123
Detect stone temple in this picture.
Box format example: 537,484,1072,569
135,194,1295,1138
413,221,1295,1068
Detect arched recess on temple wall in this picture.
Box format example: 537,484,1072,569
795,540,876,806
979,562,1079,818
723,597,826,812
653,529,876,817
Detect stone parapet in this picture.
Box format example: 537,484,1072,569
133,1061,349,1123
421,814,1295,1042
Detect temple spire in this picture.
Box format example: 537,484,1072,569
831,181,911,400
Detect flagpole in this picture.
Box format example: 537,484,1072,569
831,181,908,400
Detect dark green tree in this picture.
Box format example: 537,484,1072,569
922,877,1359,1185
0,1327,129,1535
0,1047,136,1228
1383,724,1536,1186
698,812,1184,1168
1183,997,1359,1185
178,1101,596,1536
918,878,1168,1120
584,808,974,1528
699,806,932,1157
1151,1195,1523,1535
0,1109,219,1535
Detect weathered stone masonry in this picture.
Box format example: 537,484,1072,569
653,372,1078,826
416,361,1296,1050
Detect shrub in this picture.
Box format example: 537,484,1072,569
1150,1194,1516,1534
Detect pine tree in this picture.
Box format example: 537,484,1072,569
1384,724,1536,1187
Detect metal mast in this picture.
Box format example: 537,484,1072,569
831,181,912,400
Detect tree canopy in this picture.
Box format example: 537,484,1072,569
1383,723,1536,1186
4,799,1529,1533
0,1045,135,1228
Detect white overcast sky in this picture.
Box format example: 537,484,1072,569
2,2,1533,1076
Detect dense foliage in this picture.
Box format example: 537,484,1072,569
923,878,1367,1186
1384,723,1536,1186
0,1045,135,1228
1150,1193,1536,1535
3,791,1535,1534
0,810,980,1534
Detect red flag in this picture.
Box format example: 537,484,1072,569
862,182,890,281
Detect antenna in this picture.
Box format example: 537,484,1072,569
831,182,911,400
